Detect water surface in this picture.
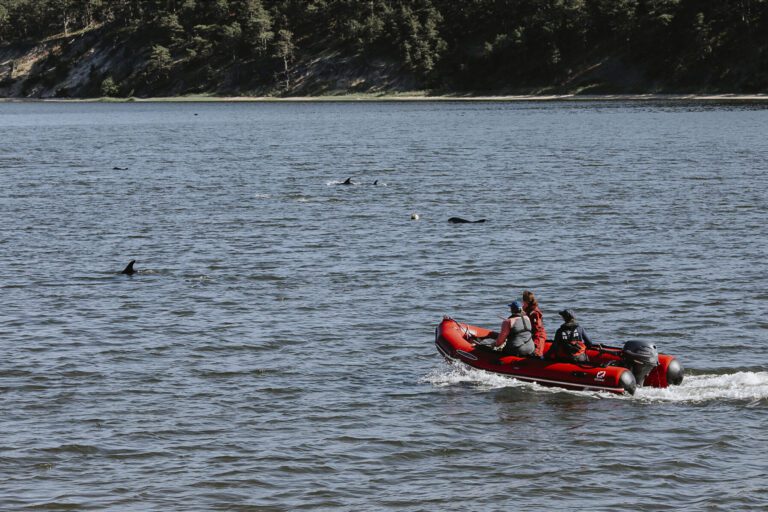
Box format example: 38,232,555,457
1,100,767,510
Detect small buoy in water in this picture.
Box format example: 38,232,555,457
411,213,420,220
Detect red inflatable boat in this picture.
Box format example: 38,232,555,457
435,317,684,395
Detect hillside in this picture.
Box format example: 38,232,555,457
1,0,767,99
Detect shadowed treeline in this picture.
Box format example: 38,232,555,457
0,0,766,97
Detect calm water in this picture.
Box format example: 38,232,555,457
1,100,767,510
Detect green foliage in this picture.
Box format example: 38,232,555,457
0,5,9,41
274,28,294,88
397,1,447,76
100,76,119,96
154,12,184,44
1,0,767,94
234,0,273,54
144,44,173,86
188,32,213,58
274,28,294,61
148,44,172,72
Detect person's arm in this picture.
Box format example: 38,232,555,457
527,310,538,329
530,311,543,336
580,326,594,347
494,318,513,348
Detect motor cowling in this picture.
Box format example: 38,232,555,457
622,340,659,386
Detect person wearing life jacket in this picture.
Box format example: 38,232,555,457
484,301,536,357
522,290,547,358
547,309,594,363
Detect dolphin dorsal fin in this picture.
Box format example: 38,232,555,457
121,260,136,275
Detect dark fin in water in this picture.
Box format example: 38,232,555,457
373,180,378,185
113,166,128,171
121,260,136,275
448,217,487,224
341,177,353,185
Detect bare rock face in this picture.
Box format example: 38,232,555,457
0,27,140,98
0,25,419,100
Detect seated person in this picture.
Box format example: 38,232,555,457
546,309,593,363
481,301,535,358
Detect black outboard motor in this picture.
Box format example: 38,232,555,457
622,340,659,386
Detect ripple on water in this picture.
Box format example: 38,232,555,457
1,101,767,510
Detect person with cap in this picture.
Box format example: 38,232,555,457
522,290,547,358
546,309,594,363
481,301,536,358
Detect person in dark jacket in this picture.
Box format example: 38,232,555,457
482,301,536,358
546,309,594,363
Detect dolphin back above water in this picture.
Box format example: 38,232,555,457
448,217,487,223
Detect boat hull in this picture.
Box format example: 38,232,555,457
435,317,683,395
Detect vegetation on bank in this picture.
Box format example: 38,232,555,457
1,0,766,98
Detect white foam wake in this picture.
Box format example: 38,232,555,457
423,363,573,396
635,371,768,403
424,363,528,390
425,363,768,403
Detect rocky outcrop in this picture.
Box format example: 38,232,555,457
0,27,145,98
0,25,419,98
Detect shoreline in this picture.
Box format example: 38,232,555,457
2,93,768,103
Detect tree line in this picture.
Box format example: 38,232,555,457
1,0,767,95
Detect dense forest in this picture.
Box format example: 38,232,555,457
1,0,767,97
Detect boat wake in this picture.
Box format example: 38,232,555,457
425,363,532,390
425,363,768,403
635,371,768,403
